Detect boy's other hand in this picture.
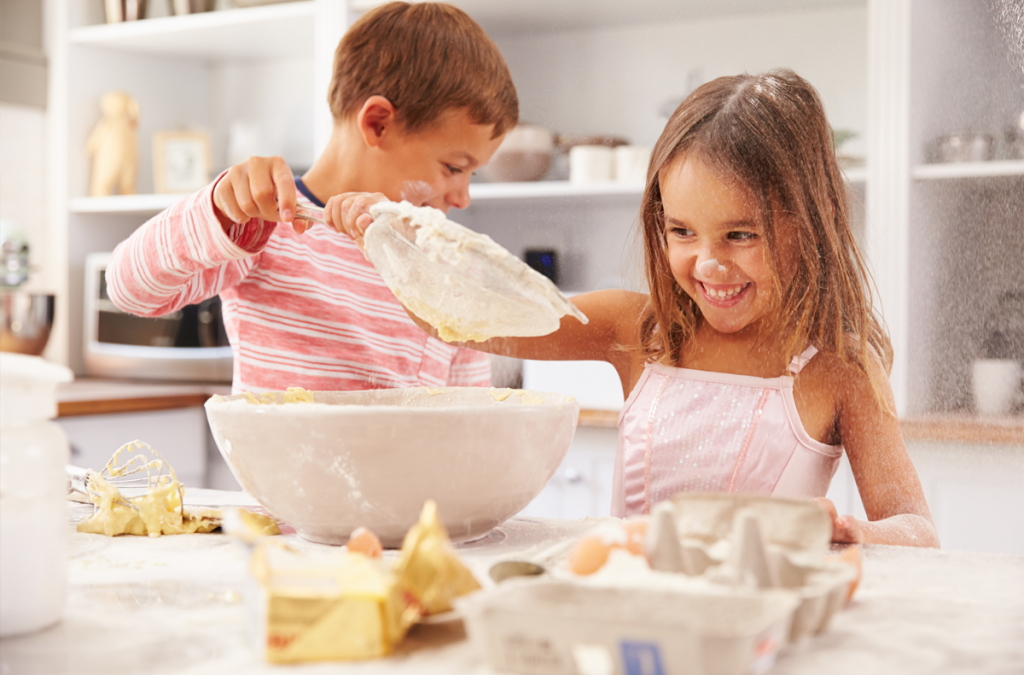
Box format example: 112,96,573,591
815,497,865,544
213,156,300,232
323,192,389,250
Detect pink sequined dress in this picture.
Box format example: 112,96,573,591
612,346,843,517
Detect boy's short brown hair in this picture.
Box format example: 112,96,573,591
328,2,518,139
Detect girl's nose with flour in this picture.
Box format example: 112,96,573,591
697,255,731,279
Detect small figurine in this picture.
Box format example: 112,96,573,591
86,91,138,196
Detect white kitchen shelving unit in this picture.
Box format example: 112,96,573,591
67,1,315,57
48,0,873,370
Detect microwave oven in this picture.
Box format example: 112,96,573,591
83,253,233,382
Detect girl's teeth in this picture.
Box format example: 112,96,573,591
706,283,747,299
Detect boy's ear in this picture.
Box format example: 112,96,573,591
357,96,398,148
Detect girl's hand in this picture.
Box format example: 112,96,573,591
213,156,300,232
323,192,389,249
815,497,865,544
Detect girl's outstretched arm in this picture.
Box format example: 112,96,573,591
831,355,940,548
410,290,649,396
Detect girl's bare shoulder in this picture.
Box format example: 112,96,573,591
804,343,893,408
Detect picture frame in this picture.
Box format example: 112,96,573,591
153,130,211,194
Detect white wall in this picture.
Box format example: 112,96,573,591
0,102,50,292
460,5,869,294
210,55,316,175
494,5,868,149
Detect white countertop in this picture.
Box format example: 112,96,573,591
1,494,1022,674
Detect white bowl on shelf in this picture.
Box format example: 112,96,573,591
205,386,579,546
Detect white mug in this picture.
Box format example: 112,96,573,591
569,146,614,184
972,359,1022,415
614,145,651,183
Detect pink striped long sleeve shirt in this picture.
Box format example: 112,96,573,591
106,175,491,393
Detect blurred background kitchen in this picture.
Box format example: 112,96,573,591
1,0,1021,553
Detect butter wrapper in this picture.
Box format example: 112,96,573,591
394,499,482,616
250,542,412,663
249,500,480,663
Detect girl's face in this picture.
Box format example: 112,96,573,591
660,154,794,337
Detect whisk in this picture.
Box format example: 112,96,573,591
66,440,181,509
293,204,327,226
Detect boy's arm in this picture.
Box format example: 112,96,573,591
106,174,277,317
108,156,300,317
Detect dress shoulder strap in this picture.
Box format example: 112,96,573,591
788,345,819,377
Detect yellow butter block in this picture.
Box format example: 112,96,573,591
252,543,411,663
249,500,481,663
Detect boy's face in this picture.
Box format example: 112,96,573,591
373,108,504,213
660,154,796,337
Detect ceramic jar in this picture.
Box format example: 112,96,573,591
0,353,73,637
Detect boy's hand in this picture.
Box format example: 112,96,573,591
213,156,303,233
815,497,865,544
323,192,389,250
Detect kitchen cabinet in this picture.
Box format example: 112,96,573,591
55,379,235,489
57,408,209,489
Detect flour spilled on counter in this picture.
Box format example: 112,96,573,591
77,440,279,538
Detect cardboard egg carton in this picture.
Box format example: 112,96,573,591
651,494,857,643
459,495,858,675
460,579,798,675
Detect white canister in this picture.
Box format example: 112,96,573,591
0,353,74,637
569,145,614,184
971,358,1022,415
614,145,652,183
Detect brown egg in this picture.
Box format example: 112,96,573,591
347,526,383,558
569,535,612,575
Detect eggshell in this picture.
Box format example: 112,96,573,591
347,526,383,558
839,545,862,602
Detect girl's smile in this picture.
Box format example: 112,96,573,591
660,154,790,337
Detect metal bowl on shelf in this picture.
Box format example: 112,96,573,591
928,133,995,163
0,292,55,356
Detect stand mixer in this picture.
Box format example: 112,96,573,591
0,219,54,356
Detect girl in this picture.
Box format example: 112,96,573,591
330,70,939,548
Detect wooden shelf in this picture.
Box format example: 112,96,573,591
68,2,314,59
577,408,1023,444
577,409,619,428
912,160,1024,180
900,414,1024,445
56,379,231,418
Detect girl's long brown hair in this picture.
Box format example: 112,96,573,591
639,70,893,396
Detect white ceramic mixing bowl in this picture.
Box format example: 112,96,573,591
205,387,579,546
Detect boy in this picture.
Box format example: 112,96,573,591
106,2,518,392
